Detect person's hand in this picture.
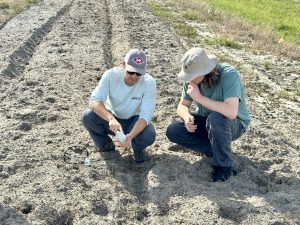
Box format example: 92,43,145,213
187,83,202,101
108,118,121,133
184,114,197,132
117,133,134,148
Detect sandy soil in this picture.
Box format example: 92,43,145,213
0,0,300,224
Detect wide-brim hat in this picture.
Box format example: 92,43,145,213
124,49,147,75
178,48,217,81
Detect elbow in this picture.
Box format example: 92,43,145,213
176,104,183,115
176,106,180,115
139,115,150,126
89,102,96,110
227,112,238,120
176,106,182,116
89,101,103,111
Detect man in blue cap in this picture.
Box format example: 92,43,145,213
82,49,156,163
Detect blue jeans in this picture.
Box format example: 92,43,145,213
82,109,156,152
166,112,245,168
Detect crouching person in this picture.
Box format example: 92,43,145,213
166,48,250,181
82,49,156,163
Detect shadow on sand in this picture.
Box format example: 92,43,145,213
98,146,299,224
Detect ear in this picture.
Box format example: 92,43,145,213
122,62,126,68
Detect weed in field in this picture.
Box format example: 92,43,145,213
244,81,263,94
173,23,198,38
279,90,291,100
181,11,199,21
10,3,23,15
0,0,41,23
244,81,257,89
263,60,271,70
147,2,175,19
217,37,241,49
26,0,39,4
272,89,299,102
266,94,280,108
0,2,10,9
216,53,244,71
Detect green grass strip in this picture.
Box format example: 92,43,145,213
201,0,300,43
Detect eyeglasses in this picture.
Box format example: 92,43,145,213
127,71,142,76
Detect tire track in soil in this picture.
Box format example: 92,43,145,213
0,0,74,78
1,2,73,78
0,0,125,224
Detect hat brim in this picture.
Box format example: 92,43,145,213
125,64,146,75
178,57,217,81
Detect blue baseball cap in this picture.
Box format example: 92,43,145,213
124,49,147,75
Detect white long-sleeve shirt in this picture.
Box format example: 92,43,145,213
89,67,156,124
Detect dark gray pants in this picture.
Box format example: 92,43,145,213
82,109,156,152
166,112,245,168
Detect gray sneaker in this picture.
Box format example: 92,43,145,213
134,150,145,163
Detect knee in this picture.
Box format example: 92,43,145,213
206,112,229,131
166,124,174,141
147,128,156,145
136,124,156,146
82,109,95,127
166,123,180,142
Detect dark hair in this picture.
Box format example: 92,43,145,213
202,66,220,88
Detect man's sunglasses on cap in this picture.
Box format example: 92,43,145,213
127,71,142,76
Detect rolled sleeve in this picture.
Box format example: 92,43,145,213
181,82,193,101
89,70,110,106
222,69,241,100
139,80,157,125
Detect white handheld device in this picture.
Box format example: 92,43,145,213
115,130,126,142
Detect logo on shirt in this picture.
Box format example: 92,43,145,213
131,97,142,100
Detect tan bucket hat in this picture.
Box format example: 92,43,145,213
178,48,217,81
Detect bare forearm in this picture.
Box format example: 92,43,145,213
129,118,147,138
90,102,115,121
194,95,237,120
177,104,191,122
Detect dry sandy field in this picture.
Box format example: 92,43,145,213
0,0,300,224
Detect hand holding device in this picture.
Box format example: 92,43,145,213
115,130,126,142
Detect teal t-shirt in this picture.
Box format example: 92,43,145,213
182,63,250,129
